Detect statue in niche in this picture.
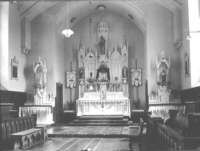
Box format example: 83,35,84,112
122,67,128,78
96,64,110,81
160,70,167,86
79,67,84,79
33,56,47,89
98,36,106,55
156,52,170,87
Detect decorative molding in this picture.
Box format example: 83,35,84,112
11,56,18,65
22,47,31,55
174,39,182,51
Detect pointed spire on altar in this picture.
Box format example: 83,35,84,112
123,35,128,46
79,37,83,49
101,9,104,21
161,51,165,58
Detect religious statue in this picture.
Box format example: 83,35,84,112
122,67,128,78
96,65,110,81
33,57,47,89
98,36,106,55
156,52,170,87
160,70,167,86
79,67,84,79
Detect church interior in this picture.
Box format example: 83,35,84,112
1,0,200,150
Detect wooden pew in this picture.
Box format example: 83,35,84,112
157,110,200,150
1,115,37,150
146,114,164,150
35,124,48,141
128,118,147,151
11,128,42,149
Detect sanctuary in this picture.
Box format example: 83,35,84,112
76,10,130,117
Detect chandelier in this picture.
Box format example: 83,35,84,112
62,1,74,38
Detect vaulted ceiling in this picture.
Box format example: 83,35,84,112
16,0,183,33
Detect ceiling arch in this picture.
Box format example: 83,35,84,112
17,0,182,34
56,1,146,34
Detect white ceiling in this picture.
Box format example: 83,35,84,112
16,0,182,33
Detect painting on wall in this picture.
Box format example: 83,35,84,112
11,56,18,81
184,52,190,77
66,71,76,88
131,68,142,86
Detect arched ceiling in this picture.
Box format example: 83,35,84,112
56,1,146,34
17,0,182,34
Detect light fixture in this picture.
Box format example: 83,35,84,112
62,1,74,38
187,31,200,40
89,1,92,48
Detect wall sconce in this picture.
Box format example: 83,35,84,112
187,31,200,40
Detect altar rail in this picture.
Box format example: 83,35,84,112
19,105,53,124
147,110,200,150
76,99,130,117
149,103,185,121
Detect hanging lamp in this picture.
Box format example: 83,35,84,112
62,1,74,38
89,1,92,48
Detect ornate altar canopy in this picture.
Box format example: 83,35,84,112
76,10,130,117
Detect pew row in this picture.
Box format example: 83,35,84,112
128,118,147,151
11,128,42,149
146,114,164,150
1,114,45,150
156,110,200,150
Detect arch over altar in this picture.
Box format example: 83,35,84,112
76,9,130,117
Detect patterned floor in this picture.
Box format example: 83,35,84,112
22,137,134,151
47,126,129,137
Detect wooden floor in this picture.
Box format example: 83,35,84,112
22,137,133,151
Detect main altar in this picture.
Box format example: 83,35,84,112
76,10,130,117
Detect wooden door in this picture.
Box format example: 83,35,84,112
56,83,63,124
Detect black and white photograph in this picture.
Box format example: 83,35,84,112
1,0,200,151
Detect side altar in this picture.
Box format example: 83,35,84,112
76,10,130,117
20,57,55,124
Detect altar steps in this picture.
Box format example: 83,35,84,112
78,115,125,120
66,115,133,126
73,119,128,123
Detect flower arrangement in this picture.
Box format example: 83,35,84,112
87,77,96,83
65,100,76,110
150,90,158,100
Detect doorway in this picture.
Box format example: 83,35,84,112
55,83,63,124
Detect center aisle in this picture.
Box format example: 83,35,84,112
23,138,132,151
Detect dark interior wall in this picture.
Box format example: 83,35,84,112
0,90,26,111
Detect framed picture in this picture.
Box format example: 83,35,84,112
11,56,18,80
66,71,76,88
131,68,142,86
184,52,190,77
